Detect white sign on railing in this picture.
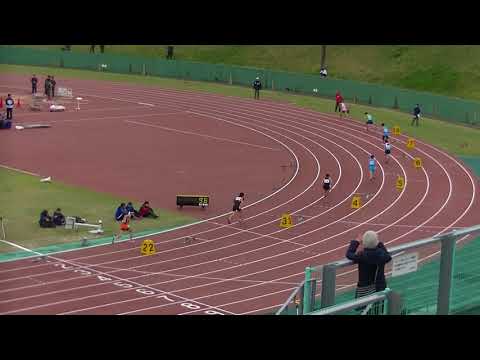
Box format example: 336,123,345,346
392,252,419,277
57,87,73,98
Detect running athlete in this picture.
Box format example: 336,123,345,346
365,112,374,131
340,102,349,118
384,139,392,164
227,192,245,224
114,212,133,243
323,174,333,197
381,123,389,142
368,155,377,181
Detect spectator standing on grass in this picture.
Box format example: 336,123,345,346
346,231,392,313
44,75,51,96
412,104,421,127
90,45,96,53
253,77,262,100
31,74,38,95
5,94,14,120
335,90,344,112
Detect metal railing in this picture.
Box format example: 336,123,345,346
277,224,480,315
307,288,403,315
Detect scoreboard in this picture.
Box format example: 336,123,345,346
176,195,209,209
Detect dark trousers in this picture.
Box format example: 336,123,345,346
6,108,13,120
335,102,340,112
32,85,37,94
52,86,55,97
411,115,419,126
254,89,260,99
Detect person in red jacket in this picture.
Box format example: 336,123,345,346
335,91,344,112
138,201,159,218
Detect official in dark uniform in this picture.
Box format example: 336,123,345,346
31,74,38,94
44,75,51,96
51,76,56,98
253,77,262,100
5,94,14,120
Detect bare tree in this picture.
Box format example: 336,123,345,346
320,45,327,70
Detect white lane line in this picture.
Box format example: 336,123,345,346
124,119,280,151
0,243,234,315
138,102,155,107
0,107,344,285
0,108,303,266
0,81,472,316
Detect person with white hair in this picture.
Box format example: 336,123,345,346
253,77,262,100
346,230,392,302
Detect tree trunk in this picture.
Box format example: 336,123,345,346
320,45,327,70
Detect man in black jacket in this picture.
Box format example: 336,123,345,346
31,74,38,94
412,104,421,126
253,77,262,100
44,76,51,96
50,76,56,98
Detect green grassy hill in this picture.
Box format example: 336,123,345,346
19,45,480,101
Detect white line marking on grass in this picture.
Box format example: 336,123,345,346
0,164,40,177
124,120,281,151
0,239,43,256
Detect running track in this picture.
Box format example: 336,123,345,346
0,74,479,315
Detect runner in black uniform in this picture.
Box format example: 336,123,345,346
323,174,332,198
227,192,245,224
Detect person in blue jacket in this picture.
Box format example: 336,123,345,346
115,203,128,221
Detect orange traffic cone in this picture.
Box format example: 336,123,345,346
16,98,21,108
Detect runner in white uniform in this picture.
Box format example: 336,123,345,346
384,140,392,164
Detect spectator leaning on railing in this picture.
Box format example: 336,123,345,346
346,231,392,299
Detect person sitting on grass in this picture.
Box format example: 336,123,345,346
39,210,55,228
138,201,159,219
115,203,128,221
126,202,140,218
0,112,12,130
53,208,66,226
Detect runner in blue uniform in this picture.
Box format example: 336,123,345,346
227,192,245,224
368,155,377,181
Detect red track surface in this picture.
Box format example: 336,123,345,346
0,74,478,315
